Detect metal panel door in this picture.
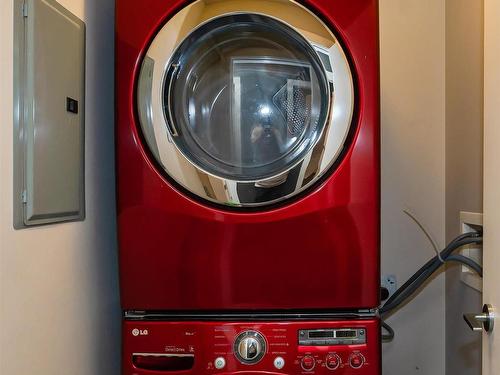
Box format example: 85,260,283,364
14,0,85,227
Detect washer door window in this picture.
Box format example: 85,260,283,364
137,0,355,208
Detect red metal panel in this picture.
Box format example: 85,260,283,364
123,319,381,375
115,0,380,310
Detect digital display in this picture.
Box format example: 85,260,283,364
299,328,365,346
309,331,334,338
335,330,357,338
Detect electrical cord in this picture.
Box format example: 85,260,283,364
380,231,482,342
403,209,443,262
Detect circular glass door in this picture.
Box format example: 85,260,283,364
164,13,329,181
137,0,355,208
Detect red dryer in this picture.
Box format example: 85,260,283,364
116,0,380,374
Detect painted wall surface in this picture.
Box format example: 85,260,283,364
445,1,484,375
0,0,121,374
0,1,484,375
379,1,446,374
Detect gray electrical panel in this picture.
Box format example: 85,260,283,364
14,0,85,228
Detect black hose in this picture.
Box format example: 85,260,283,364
382,233,479,310
381,320,395,342
386,233,481,306
446,254,483,276
380,232,483,342
381,233,482,315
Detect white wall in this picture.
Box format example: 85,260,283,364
0,0,120,374
380,1,446,374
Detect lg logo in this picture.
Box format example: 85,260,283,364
132,328,149,336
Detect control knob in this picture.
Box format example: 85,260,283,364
234,330,266,364
349,352,365,369
301,355,316,371
326,354,341,370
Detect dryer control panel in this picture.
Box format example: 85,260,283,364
123,319,380,375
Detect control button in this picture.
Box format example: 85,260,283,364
349,353,365,369
274,356,285,369
214,357,226,370
301,355,316,371
326,354,341,370
234,330,266,364
326,339,340,346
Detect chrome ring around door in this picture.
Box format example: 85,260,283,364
137,0,355,208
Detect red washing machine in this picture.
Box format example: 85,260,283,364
116,0,380,374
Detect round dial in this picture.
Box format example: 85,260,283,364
349,352,365,369
234,330,266,364
326,354,341,370
301,355,316,371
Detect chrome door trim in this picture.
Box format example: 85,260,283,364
137,0,354,207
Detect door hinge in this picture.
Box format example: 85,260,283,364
21,190,27,203
22,1,28,17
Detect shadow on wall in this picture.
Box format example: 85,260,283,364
83,0,121,373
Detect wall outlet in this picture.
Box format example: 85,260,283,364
381,274,397,301
459,212,483,292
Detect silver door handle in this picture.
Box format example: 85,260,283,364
463,304,495,333
254,173,288,188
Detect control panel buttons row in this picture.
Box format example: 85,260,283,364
300,353,366,371
214,356,285,370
